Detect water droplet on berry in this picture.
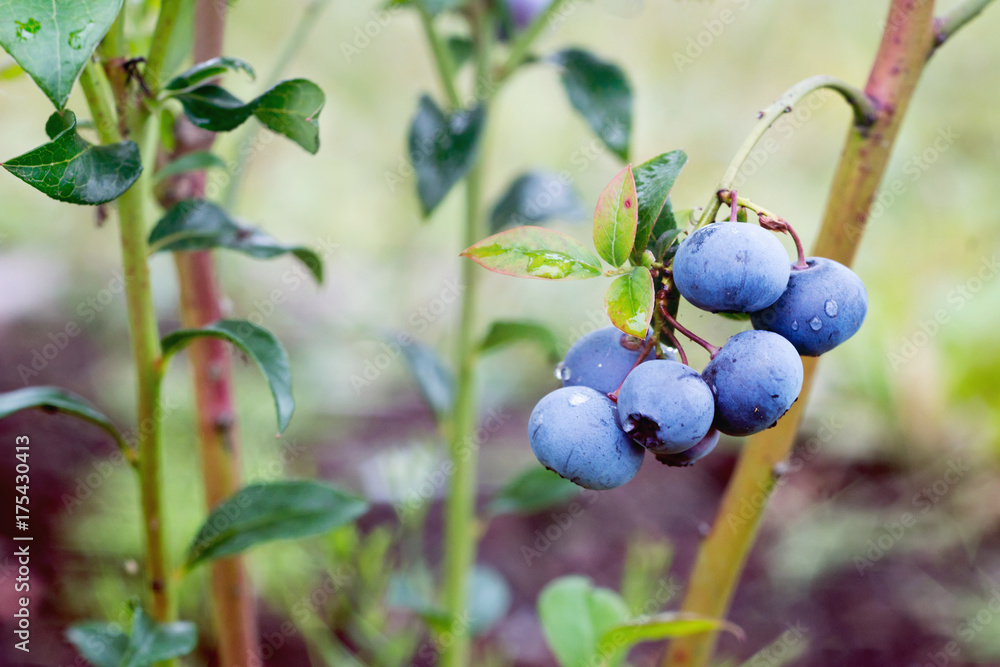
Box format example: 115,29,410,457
809,317,822,331
569,391,591,406
554,362,571,382
825,300,838,317
791,320,799,331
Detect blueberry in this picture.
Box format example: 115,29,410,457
505,0,553,29
529,386,644,490
617,360,715,455
750,257,868,356
672,222,790,313
702,330,803,436
655,429,720,467
561,326,649,395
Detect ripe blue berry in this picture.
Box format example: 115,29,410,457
655,429,720,467
702,330,803,436
529,386,645,490
673,222,790,313
561,326,648,395
750,257,868,356
617,360,715,455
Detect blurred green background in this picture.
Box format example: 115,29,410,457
1,0,998,665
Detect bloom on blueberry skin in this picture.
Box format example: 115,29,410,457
561,326,649,395
529,386,645,490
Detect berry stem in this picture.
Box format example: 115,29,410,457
659,326,688,366
609,331,659,401
718,191,810,270
658,305,720,359
727,189,739,223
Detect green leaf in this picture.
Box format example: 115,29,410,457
538,576,630,667
469,566,512,635
164,56,255,93
409,95,485,216
462,226,602,280
148,199,322,282
599,612,744,651
552,49,632,161
153,150,227,184
66,606,197,667
386,572,451,631
488,466,581,516
185,480,369,568
446,36,474,70
633,151,688,260
605,266,654,338
399,338,453,421
174,79,325,154
0,386,126,452
2,110,141,205
0,60,24,80
653,229,684,262
479,320,561,362
592,165,638,268
161,319,294,433
490,170,587,233
0,0,124,108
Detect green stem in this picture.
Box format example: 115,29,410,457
500,0,571,80
438,7,493,667
664,2,942,666
935,0,998,46
418,6,462,108
693,75,876,230
222,0,333,211
143,0,185,92
80,60,171,624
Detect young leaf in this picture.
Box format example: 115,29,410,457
446,36,474,70
633,151,688,260
598,612,744,650
153,151,227,184
462,226,602,280
0,386,126,453
0,0,124,108
164,56,255,93
67,607,197,667
552,49,632,161
479,320,561,362
173,79,325,154
490,171,587,232
653,229,684,262
148,199,322,283
161,319,294,433
593,165,638,268
604,266,654,338
487,466,581,516
538,576,630,667
2,110,141,205
409,95,485,216
399,338,454,421
185,480,369,568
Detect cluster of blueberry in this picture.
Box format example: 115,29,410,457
528,219,868,491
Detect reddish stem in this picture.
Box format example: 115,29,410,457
728,189,739,223
783,220,809,270
659,305,720,358
609,332,658,401
659,326,688,366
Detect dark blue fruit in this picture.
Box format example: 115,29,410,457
529,386,644,490
655,429,720,467
672,222,790,313
750,257,868,356
617,360,715,455
561,326,648,395
702,330,804,436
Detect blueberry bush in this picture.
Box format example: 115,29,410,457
0,0,996,666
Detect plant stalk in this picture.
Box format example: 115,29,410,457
80,59,172,623
161,1,259,664
663,2,940,666
694,75,876,230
